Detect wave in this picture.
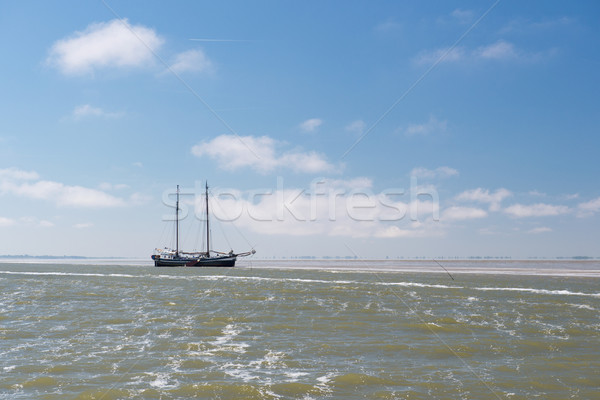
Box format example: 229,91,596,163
473,286,600,298
2,270,598,299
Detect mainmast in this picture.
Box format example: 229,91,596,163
175,185,180,257
205,181,210,257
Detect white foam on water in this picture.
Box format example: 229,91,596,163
213,324,240,345
208,324,249,354
567,303,595,310
221,362,261,382
284,371,309,381
382,281,455,289
147,372,176,389
474,286,600,298
3,268,598,304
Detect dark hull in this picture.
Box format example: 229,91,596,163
189,256,236,267
152,255,236,267
152,255,197,267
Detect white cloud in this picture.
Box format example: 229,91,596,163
413,47,466,65
74,223,94,229
191,134,337,174
0,167,39,181
504,203,570,218
577,197,600,217
10,181,126,208
456,188,512,211
206,179,441,239
345,120,366,135
47,19,164,75
19,217,55,228
71,104,124,120
402,115,447,136
129,192,153,205
299,118,323,133
528,190,546,197
442,206,487,221
0,168,126,208
411,166,458,179
38,220,54,228
374,19,401,33
414,40,525,65
450,9,474,23
475,40,518,60
527,227,552,234
0,217,15,227
169,48,212,74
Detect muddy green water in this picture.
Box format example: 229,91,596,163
1,261,599,399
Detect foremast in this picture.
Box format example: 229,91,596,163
175,184,180,257
205,181,210,257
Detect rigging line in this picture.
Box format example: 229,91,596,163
433,259,454,281
340,0,502,160
207,189,238,251
208,186,256,250
343,243,503,400
99,0,261,162
155,217,169,249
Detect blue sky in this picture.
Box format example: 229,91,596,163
1,1,599,258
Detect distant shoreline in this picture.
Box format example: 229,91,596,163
0,255,125,260
0,255,598,261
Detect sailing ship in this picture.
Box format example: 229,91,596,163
151,183,255,267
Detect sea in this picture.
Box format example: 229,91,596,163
0,259,599,399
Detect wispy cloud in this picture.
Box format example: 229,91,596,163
413,47,466,65
189,38,251,42
191,134,337,174
0,167,126,208
504,203,570,218
345,120,366,136
19,216,54,228
527,226,552,234
474,40,518,60
299,118,323,133
70,104,124,120
577,197,600,217
47,19,164,75
456,188,512,211
0,217,16,227
169,48,213,74
374,19,402,33
450,9,475,24
0,167,39,181
442,206,487,221
401,115,447,137
414,40,533,65
411,166,458,179
73,223,94,229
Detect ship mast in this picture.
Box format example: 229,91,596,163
205,181,210,257
175,185,180,257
